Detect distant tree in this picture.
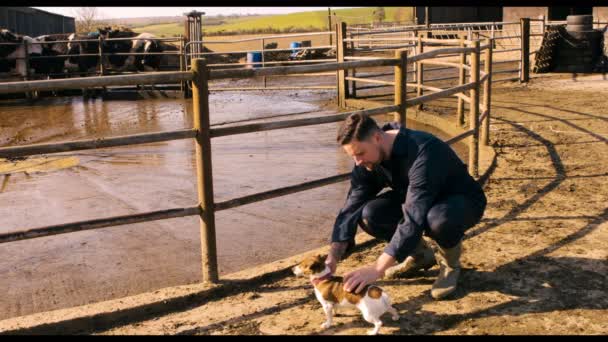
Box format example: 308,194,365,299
373,7,386,23
73,7,108,34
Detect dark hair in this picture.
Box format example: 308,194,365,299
336,113,380,145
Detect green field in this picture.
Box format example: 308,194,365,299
134,7,414,37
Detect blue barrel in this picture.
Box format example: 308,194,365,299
290,41,302,53
247,51,262,68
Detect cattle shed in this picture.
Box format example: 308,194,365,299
0,7,75,36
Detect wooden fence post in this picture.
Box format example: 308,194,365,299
336,21,348,108
456,33,466,126
350,32,357,99
192,58,219,284
520,17,530,83
23,40,32,99
482,38,492,146
394,49,407,127
469,40,480,178
179,36,186,97
416,34,424,110
261,38,267,88
98,36,105,76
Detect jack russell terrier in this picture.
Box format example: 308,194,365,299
292,254,399,335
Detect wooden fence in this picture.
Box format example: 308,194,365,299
0,34,493,288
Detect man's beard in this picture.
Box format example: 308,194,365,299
364,148,387,171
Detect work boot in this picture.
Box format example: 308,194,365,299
384,238,437,279
431,242,462,300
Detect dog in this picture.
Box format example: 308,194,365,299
292,254,399,335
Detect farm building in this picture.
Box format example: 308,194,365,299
415,7,503,24
415,6,608,24
0,7,75,36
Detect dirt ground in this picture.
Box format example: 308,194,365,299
1,73,607,335
125,75,604,335
6,73,602,335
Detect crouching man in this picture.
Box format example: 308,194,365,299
325,113,486,300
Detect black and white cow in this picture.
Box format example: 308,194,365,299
67,27,142,73
67,31,102,75
127,32,165,72
0,29,44,76
98,26,138,70
31,33,71,76
0,29,21,73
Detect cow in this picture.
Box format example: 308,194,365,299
0,29,44,76
1,29,22,73
67,31,102,76
31,34,71,77
127,32,165,72
98,26,138,70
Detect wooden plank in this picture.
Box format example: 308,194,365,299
337,21,348,107
408,46,476,63
209,86,335,91
0,206,201,244
469,40,480,178
215,173,351,212
416,35,424,110
0,72,194,94
457,34,466,126
0,128,197,159
482,38,492,147
394,49,407,126
406,81,476,107
344,77,394,85
445,129,474,146
192,59,219,284
208,58,399,80
520,18,530,82
210,105,400,138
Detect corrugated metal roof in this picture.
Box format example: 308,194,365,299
0,7,75,36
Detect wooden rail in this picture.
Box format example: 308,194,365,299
0,72,193,94
0,21,496,291
0,129,197,159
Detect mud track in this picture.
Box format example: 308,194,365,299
1,74,607,335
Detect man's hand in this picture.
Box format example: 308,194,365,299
343,253,396,293
343,266,382,294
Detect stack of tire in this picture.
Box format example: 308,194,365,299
553,15,603,73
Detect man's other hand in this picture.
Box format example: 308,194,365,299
343,266,382,294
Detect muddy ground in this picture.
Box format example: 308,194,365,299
0,77,467,320
1,72,607,334
90,74,605,335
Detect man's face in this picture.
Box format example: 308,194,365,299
342,132,383,171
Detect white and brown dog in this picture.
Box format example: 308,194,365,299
292,254,399,335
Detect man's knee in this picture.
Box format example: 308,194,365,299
360,204,396,241
426,205,464,248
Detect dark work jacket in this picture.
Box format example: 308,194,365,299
331,122,486,262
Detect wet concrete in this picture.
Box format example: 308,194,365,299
0,89,467,320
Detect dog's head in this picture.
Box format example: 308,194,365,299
292,254,327,277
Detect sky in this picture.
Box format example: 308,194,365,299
34,7,361,19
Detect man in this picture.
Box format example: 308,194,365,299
325,113,486,300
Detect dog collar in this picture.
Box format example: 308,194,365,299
311,273,333,286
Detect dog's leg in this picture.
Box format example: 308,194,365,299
387,306,399,321
367,319,382,335
362,310,383,335
320,303,334,329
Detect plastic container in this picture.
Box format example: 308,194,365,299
246,51,263,68
290,41,302,53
